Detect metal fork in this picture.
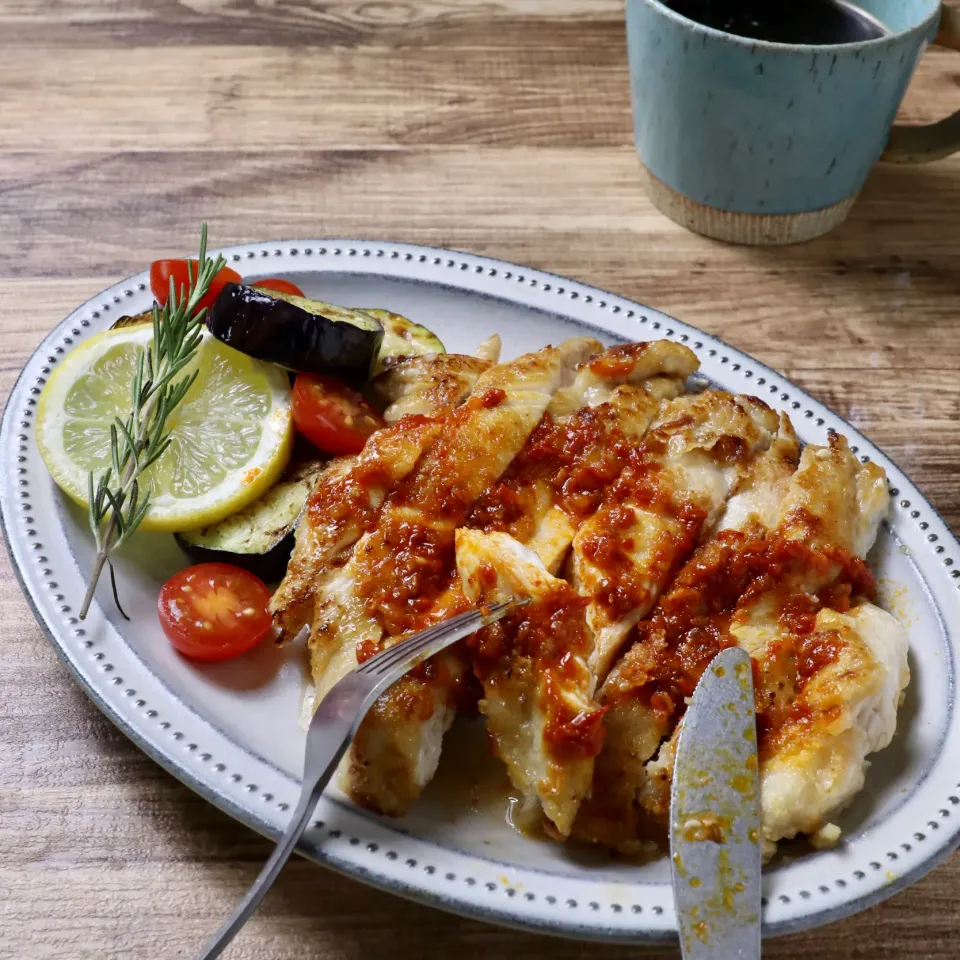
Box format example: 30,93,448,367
196,598,518,960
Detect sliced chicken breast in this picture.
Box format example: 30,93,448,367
726,437,903,853
329,339,603,814
753,601,909,854
282,329,904,855
456,530,602,836
269,351,491,642
372,349,498,423
587,432,906,856
573,390,782,683
572,417,801,849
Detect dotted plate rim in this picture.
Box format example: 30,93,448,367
1,239,957,944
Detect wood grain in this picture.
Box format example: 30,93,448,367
0,1,958,957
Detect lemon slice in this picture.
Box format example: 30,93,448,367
37,324,294,532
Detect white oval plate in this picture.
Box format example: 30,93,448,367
2,240,958,944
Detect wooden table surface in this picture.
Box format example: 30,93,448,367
1,2,959,957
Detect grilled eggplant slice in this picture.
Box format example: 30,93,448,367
176,459,324,581
206,284,384,382
360,309,446,375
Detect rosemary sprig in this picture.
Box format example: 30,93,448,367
79,225,226,620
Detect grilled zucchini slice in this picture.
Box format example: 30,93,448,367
175,459,324,581
360,309,445,375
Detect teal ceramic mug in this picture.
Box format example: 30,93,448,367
625,0,960,244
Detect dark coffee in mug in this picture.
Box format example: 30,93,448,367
662,0,889,45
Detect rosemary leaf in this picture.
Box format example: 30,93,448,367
79,223,225,620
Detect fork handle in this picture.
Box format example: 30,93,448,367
194,606,514,959
195,676,371,959
195,777,326,960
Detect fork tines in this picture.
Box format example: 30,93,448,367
357,599,517,678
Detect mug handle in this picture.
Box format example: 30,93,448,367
882,5,960,163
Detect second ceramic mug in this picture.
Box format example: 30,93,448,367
625,0,960,244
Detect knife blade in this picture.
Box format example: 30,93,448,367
669,645,762,960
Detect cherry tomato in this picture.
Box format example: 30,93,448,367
157,563,272,662
150,259,242,313
292,373,385,456
252,278,305,297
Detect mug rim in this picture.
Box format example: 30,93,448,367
629,0,941,53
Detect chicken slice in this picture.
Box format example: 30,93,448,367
269,351,491,642
456,530,603,836
725,436,902,853
473,333,503,364
601,433,904,856
642,598,908,859
571,417,801,850
323,339,602,814
854,460,890,558
574,390,782,683
546,340,699,417
714,414,800,535
469,341,699,574
753,601,909,854
372,345,499,423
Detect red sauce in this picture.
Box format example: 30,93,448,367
778,592,820,636
391,397,499,519
306,414,444,530
306,467,377,532
356,637,379,664
466,407,632,538
544,699,608,758
796,628,844,682
357,517,455,637
480,388,506,408
467,617,510,665
469,585,605,760
471,588,589,674
586,342,649,378
468,483,533,541
604,530,876,755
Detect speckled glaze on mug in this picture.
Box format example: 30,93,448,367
625,0,956,243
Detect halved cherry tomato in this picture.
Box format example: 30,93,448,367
292,373,385,456
157,563,272,662
252,278,305,297
150,259,242,313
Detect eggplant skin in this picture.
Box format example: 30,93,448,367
207,283,383,382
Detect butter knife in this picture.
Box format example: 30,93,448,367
669,646,762,959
